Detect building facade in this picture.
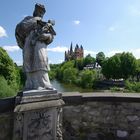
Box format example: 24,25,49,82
65,43,84,61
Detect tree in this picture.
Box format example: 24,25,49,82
84,54,95,66
74,58,84,70
0,47,20,90
102,59,110,79
80,70,94,88
102,55,121,79
135,59,140,81
63,68,78,84
0,76,15,98
102,52,137,80
120,52,136,79
96,52,105,66
56,61,75,81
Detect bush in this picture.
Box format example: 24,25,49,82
0,76,16,98
80,70,94,88
110,87,124,92
0,47,21,91
125,80,140,92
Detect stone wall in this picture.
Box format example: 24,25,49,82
0,113,14,140
0,97,15,140
62,93,140,140
0,93,140,140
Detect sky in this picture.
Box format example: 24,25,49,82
1,0,140,65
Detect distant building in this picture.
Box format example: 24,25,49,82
83,62,101,70
65,43,84,61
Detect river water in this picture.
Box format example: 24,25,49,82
51,80,94,93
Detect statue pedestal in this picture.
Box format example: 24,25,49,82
13,90,64,140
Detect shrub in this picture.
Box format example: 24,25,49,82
0,76,16,98
125,80,140,92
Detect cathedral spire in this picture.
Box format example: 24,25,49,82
70,42,73,54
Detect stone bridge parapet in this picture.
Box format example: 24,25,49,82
0,92,140,140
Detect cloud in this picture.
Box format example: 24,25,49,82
106,49,140,59
107,50,123,57
128,5,140,16
2,45,20,52
131,48,140,59
15,60,23,66
84,50,97,56
0,26,7,38
73,20,80,25
49,59,64,64
47,46,68,53
108,26,116,32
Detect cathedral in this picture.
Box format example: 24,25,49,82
65,43,84,61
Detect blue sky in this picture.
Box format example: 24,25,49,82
1,0,140,65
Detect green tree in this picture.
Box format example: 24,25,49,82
135,59,140,81
0,76,16,98
63,67,78,84
56,61,75,81
0,47,20,91
102,53,122,79
102,59,112,79
80,70,94,88
74,58,84,70
120,52,136,79
84,54,95,66
96,52,105,66
102,52,137,80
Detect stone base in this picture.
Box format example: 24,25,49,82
13,89,64,140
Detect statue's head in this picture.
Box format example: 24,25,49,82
33,3,46,18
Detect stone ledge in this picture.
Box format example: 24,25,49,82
14,99,64,112
1,92,140,113
62,92,140,104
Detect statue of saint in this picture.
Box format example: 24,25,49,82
15,3,56,90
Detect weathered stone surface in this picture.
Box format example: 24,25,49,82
13,90,64,140
63,95,140,140
117,130,128,138
15,3,56,90
0,113,14,140
126,115,139,122
0,92,140,140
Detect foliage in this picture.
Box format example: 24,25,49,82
80,70,95,88
49,64,61,80
102,53,122,79
0,76,16,98
49,51,140,91
84,54,95,66
110,87,124,92
51,60,98,89
0,47,20,91
48,70,56,80
18,66,26,89
135,59,140,81
74,58,84,70
102,52,137,80
125,80,140,92
63,67,78,84
96,52,105,66
56,61,75,81
120,52,136,79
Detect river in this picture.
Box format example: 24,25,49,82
51,80,94,93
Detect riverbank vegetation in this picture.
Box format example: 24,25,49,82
50,52,140,93
0,46,140,98
0,47,22,98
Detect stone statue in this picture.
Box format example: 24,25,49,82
15,3,56,90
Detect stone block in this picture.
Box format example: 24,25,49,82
13,90,64,140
